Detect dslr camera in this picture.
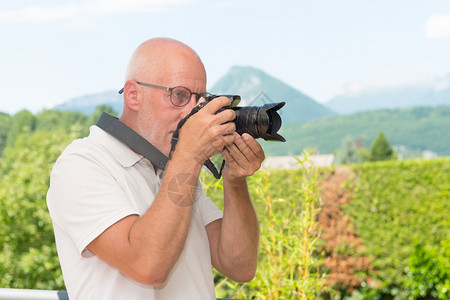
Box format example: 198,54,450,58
204,94,286,142
170,94,285,178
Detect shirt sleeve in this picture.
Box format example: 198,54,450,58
47,142,139,256
196,182,223,227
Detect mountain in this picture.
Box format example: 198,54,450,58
210,66,336,123
325,73,450,115
54,90,123,115
53,66,336,124
261,105,450,157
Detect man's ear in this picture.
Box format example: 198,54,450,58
122,80,141,112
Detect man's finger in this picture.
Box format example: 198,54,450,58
201,97,232,115
241,133,265,162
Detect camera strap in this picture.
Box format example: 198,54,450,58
96,111,225,179
96,112,169,170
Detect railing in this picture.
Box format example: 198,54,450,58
0,289,68,300
0,288,242,300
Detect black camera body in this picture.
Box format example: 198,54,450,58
205,95,286,142
169,94,285,178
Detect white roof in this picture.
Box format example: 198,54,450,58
262,154,334,169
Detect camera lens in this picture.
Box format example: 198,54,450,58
233,102,285,142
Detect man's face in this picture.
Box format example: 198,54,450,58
135,59,207,156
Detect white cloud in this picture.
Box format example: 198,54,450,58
425,14,450,39
0,0,193,25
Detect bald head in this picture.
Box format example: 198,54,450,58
125,38,206,85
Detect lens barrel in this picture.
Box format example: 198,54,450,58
233,102,286,142
206,94,286,142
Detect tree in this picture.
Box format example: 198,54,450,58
5,110,36,149
0,112,11,156
369,131,396,162
0,129,78,290
85,104,118,135
35,109,87,132
335,137,360,165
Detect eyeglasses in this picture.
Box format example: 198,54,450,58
119,81,211,107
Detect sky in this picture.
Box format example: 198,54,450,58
1,0,450,114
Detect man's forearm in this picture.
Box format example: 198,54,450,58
128,152,203,280
217,177,259,281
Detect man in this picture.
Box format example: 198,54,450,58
47,37,263,299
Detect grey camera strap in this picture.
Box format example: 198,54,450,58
96,112,169,170
97,110,224,179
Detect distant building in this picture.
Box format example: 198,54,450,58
394,145,439,161
422,150,438,160
262,154,335,169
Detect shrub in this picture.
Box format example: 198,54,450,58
406,239,449,299
0,129,77,289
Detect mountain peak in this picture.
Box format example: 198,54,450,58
210,66,271,102
53,65,335,123
210,65,335,123
228,65,268,76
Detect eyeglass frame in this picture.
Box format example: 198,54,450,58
118,81,211,107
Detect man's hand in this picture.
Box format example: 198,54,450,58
221,132,265,181
175,97,236,165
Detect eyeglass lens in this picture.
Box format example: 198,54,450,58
171,87,210,107
171,87,192,107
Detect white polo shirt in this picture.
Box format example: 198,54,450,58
47,125,223,300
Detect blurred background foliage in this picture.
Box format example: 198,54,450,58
0,106,448,299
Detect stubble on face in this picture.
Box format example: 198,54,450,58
135,92,174,156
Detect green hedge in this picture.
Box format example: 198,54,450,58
341,158,450,297
406,238,449,299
